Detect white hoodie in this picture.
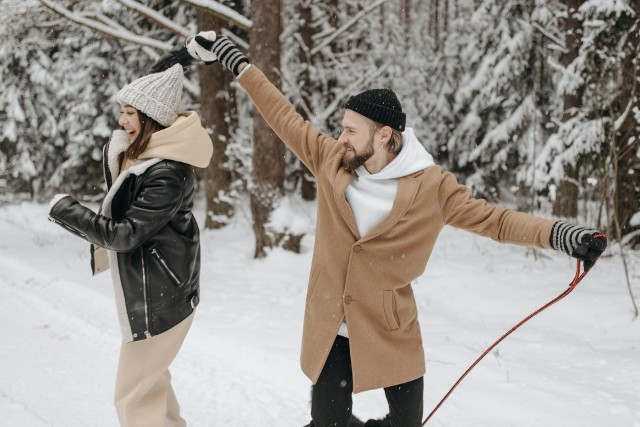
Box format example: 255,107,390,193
345,127,435,238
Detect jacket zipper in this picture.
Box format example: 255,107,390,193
141,248,151,338
48,217,86,238
150,248,182,286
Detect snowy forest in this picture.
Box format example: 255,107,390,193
2,1,640,426
1,0,639,256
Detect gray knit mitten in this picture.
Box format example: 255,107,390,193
550,221,607,271
194,35,248,76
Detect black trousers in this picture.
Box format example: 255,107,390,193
310,335,424,427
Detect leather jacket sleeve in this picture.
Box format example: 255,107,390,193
49,165,185,252
148,39,202,74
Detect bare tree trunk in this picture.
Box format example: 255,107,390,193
443,0,448,36
613,13,640,243
197,10,236,229
433,0,440,51
328,0,339,28
429,0,438,51
249,0,285,258
552,0,583,218
552,179,579,217
560,0,582,123
523,30,547,212
403,0,412,49
324,0,341,129
295,0,316,202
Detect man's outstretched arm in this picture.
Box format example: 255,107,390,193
186,31,341,175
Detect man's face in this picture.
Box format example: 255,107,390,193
338,110,375,172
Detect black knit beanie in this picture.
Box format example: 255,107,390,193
344,88,406,131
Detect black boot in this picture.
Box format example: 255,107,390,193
303,414,366,427
349,414,366,426
363,413,392,427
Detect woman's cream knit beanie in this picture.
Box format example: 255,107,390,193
116,64,183,127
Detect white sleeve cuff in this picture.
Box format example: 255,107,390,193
49,193,70,210
236,63,252,79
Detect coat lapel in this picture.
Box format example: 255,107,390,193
332,169,360,238
360,170,423,242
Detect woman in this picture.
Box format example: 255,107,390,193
48,63,213,427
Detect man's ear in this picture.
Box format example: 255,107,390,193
379,125,393,144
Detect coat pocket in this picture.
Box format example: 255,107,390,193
383,290,400,330
150,248,182,287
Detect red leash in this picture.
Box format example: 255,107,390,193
422,255,599,425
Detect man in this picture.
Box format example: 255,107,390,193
186,32,607,427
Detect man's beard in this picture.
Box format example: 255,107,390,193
340,136,374,173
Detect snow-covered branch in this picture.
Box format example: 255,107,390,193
91,13,160,60
522,19,565,50
37,0,200,97
115,0,190,37
310,0,390,56
178,0,252,30
38,0,172,51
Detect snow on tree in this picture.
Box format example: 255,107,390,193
540,0,639,242
0,0,200,201
439,0,563,207
2,0,637,250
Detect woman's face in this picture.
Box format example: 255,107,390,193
118,103,141,142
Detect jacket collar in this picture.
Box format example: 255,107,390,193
101,157,163,218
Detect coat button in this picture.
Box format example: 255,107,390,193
344,295,353,304
353,245,362,252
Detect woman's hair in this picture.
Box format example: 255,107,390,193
124,110,165,160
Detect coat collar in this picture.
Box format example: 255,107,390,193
333,169,424,241
361,170,423,242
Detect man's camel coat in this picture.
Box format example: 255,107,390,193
238,65,556,393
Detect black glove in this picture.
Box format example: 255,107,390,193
148,39,214,74
550,221,607,271
194,35,249,76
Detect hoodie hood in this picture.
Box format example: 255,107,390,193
357,127,434,180
138,111,213,168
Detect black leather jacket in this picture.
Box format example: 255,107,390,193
49,158,200,341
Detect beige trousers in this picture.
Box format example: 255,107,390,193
114,313,194,427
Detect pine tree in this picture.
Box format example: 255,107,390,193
541,0,639,243
0,1,147,200
443,0,562,206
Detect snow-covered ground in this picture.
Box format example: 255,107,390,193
1,200,639,426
